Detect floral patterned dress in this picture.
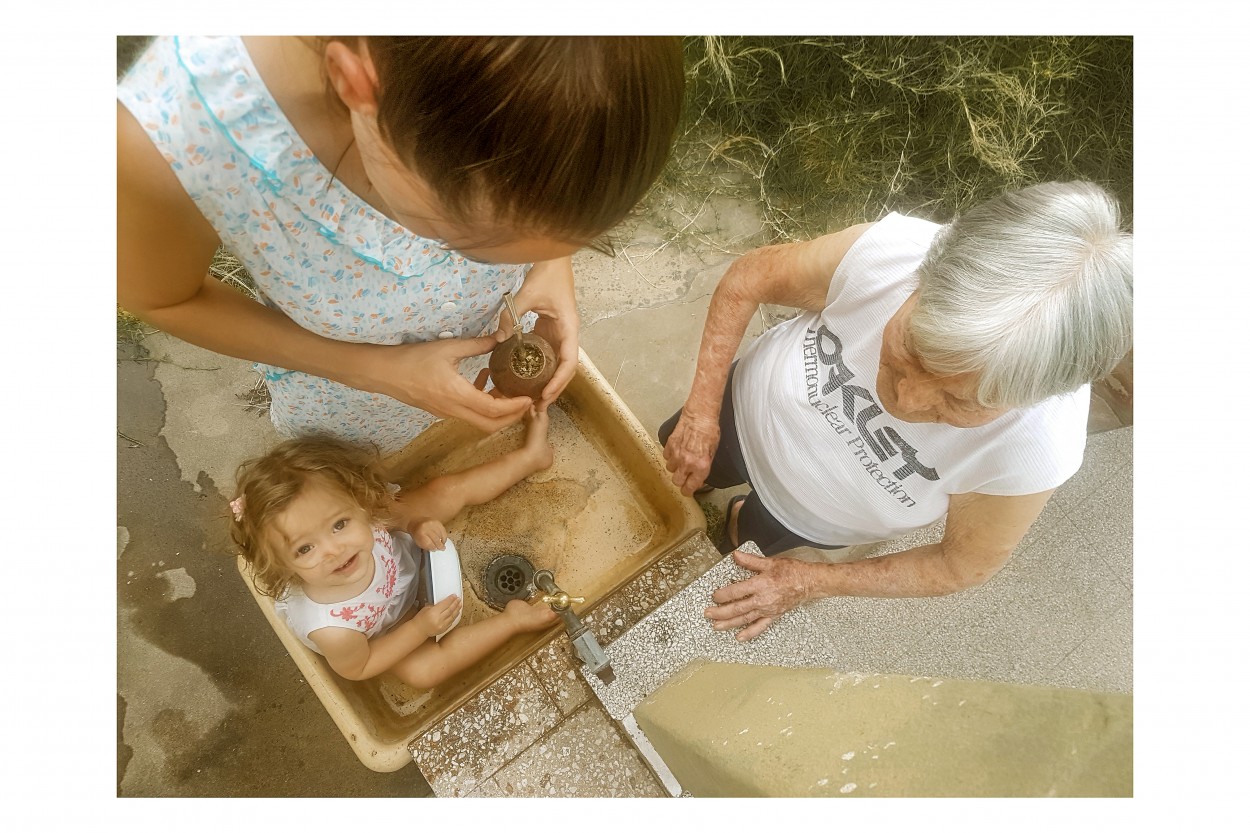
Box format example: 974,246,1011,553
119,36,530,453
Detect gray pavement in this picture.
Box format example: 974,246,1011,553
117,339,431,796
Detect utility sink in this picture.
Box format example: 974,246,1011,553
238,350,704,771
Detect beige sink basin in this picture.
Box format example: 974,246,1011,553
238,350,704,771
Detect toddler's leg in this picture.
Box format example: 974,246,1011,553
520,406,554,469
389,600,556,689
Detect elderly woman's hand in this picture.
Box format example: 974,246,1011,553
704,549,817,641
663,412,721,496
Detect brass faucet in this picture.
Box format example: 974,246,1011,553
533,569,614,684
540,591,585,609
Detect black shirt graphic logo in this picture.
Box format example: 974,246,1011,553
802,325,938,508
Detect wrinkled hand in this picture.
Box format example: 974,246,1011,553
415,594,462,639
491,257,579,409
409,518,448,552
662,411,721,496
384,337,531,434
705,549,816,641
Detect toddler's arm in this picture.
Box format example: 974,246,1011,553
395,409,554,533
308,595,461,681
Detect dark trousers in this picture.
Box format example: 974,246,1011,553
658,363,844,556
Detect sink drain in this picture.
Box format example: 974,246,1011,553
481,554,537,610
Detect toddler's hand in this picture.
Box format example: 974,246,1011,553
415,595,462,638
410,518,448,551
503,598,559,632
522,407,554,470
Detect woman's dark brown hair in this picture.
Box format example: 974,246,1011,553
352,36,685,242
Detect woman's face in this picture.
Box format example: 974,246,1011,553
876,294,1010,429
350,112,582,265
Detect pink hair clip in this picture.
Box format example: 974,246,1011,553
230,496,246,522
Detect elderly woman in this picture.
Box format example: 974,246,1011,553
661,181,1132,640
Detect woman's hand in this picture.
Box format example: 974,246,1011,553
370,337,532,433
662,411,721,496
414,594,462,639
704,549,817,641
492,257,580,409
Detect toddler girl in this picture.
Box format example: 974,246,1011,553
231,410,557,689
118,36,685,453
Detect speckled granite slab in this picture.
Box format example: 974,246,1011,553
490,704,667,797
409,531,723,796
583,541,842,720
408,661,562,797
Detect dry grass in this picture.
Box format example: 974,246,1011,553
116,307,154,345
207,248,260,299
638,36,1132,250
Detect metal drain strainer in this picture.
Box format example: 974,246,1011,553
481,554,537,610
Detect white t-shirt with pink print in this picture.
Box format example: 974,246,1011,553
275,526,421,654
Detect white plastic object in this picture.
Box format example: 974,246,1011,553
426,540,464,640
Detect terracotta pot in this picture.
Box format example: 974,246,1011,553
488,331,556,399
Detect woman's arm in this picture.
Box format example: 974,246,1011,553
117,102,529,433
704,489,1056,640
663,224,875,494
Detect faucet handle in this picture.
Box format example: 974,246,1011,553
541,592,585,608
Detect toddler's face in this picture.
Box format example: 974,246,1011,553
270,481,376,593
351,113,582,265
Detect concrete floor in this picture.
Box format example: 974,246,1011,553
116,203,1133,796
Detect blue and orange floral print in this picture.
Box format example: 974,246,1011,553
120,37,530,453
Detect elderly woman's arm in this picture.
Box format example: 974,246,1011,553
663,224,874,494
704,489,1055,640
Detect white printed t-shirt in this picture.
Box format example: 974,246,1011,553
275,527,421,654
732,213,1089,546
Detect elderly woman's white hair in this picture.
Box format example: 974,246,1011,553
909,180,1133,409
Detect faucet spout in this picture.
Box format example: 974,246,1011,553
533,569,615,684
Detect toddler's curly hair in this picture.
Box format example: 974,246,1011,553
230,436,396,598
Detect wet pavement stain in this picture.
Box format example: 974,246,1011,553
117,693,132,795
117,341,431,795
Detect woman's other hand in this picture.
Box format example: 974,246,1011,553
492,256,580,409
374,337,532,433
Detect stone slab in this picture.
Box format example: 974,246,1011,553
634,660,1133,797
583,542,841,721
